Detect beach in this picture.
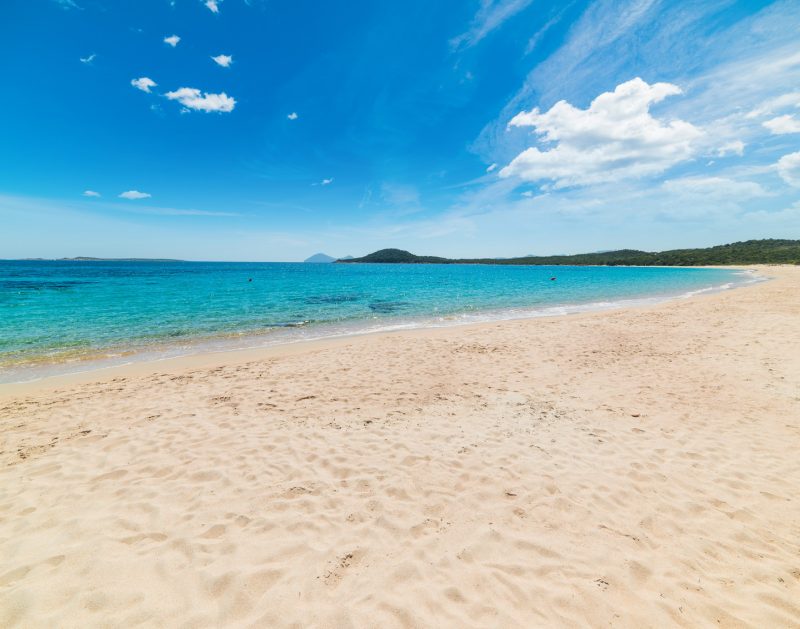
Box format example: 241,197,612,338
1,265,799,627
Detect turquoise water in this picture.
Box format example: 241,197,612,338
0,261,757,382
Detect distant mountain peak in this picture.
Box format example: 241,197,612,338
304,253,336,263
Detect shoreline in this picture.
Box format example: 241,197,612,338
0,265,765,394
1,265,798,626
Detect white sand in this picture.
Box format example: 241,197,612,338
1,266,799,628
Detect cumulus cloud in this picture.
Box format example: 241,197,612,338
119,190,151,200
79,53,96,64
716,140,745,157
321,178,334,186
83,190,101,197
165,87,236,113
211,54,233,67
205,0,220,13
500,78,702,188
131,77,157,93
287,112,298,120
777,151,800,187
763,115,800,135
486,163,498,173
164,34,181,47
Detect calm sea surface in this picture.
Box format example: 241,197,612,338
0,260,758,382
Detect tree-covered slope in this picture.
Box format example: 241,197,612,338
338,239,800,266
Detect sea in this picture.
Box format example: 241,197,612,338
0,260,762,383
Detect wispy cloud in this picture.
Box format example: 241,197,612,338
204,0,221,13
52,0,82,9
486,163,497,173
83,190,101,197
519,0,659,104
525,4,574,55
287,112,298,120
451,0,534,50
79,53,96,64
119,190,152,200
211,54,233,67
662,176,769,201
131,77,157,93
164,34,181,47
378,183,424,217
321,178,334,186
747,92,800,119
165,87,236,113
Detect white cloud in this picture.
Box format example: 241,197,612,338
211,54,233,67
321,178,334,186
131,77,157,93
79,53,96,64
204,0,220,13
746,92,800,119
164,34,181,47
476,1,800,169
486,163,497,173
763,115,800,135
662,176,768,201
287,112,298,120
777,151,800,187
500,78,702,188
451,0,534,49
165,87,236,113
716,140,745,157
83,190,101,197
521,190,533,197
119,190,152,200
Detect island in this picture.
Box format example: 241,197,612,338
57,257,184,262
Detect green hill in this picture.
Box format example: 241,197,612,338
344,248,449,264
338,239,800,266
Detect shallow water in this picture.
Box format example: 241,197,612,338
0,260,757,382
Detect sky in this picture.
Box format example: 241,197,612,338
1,0,799,261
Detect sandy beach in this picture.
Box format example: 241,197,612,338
1,265,799,628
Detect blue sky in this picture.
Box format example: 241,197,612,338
1,0,799,260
